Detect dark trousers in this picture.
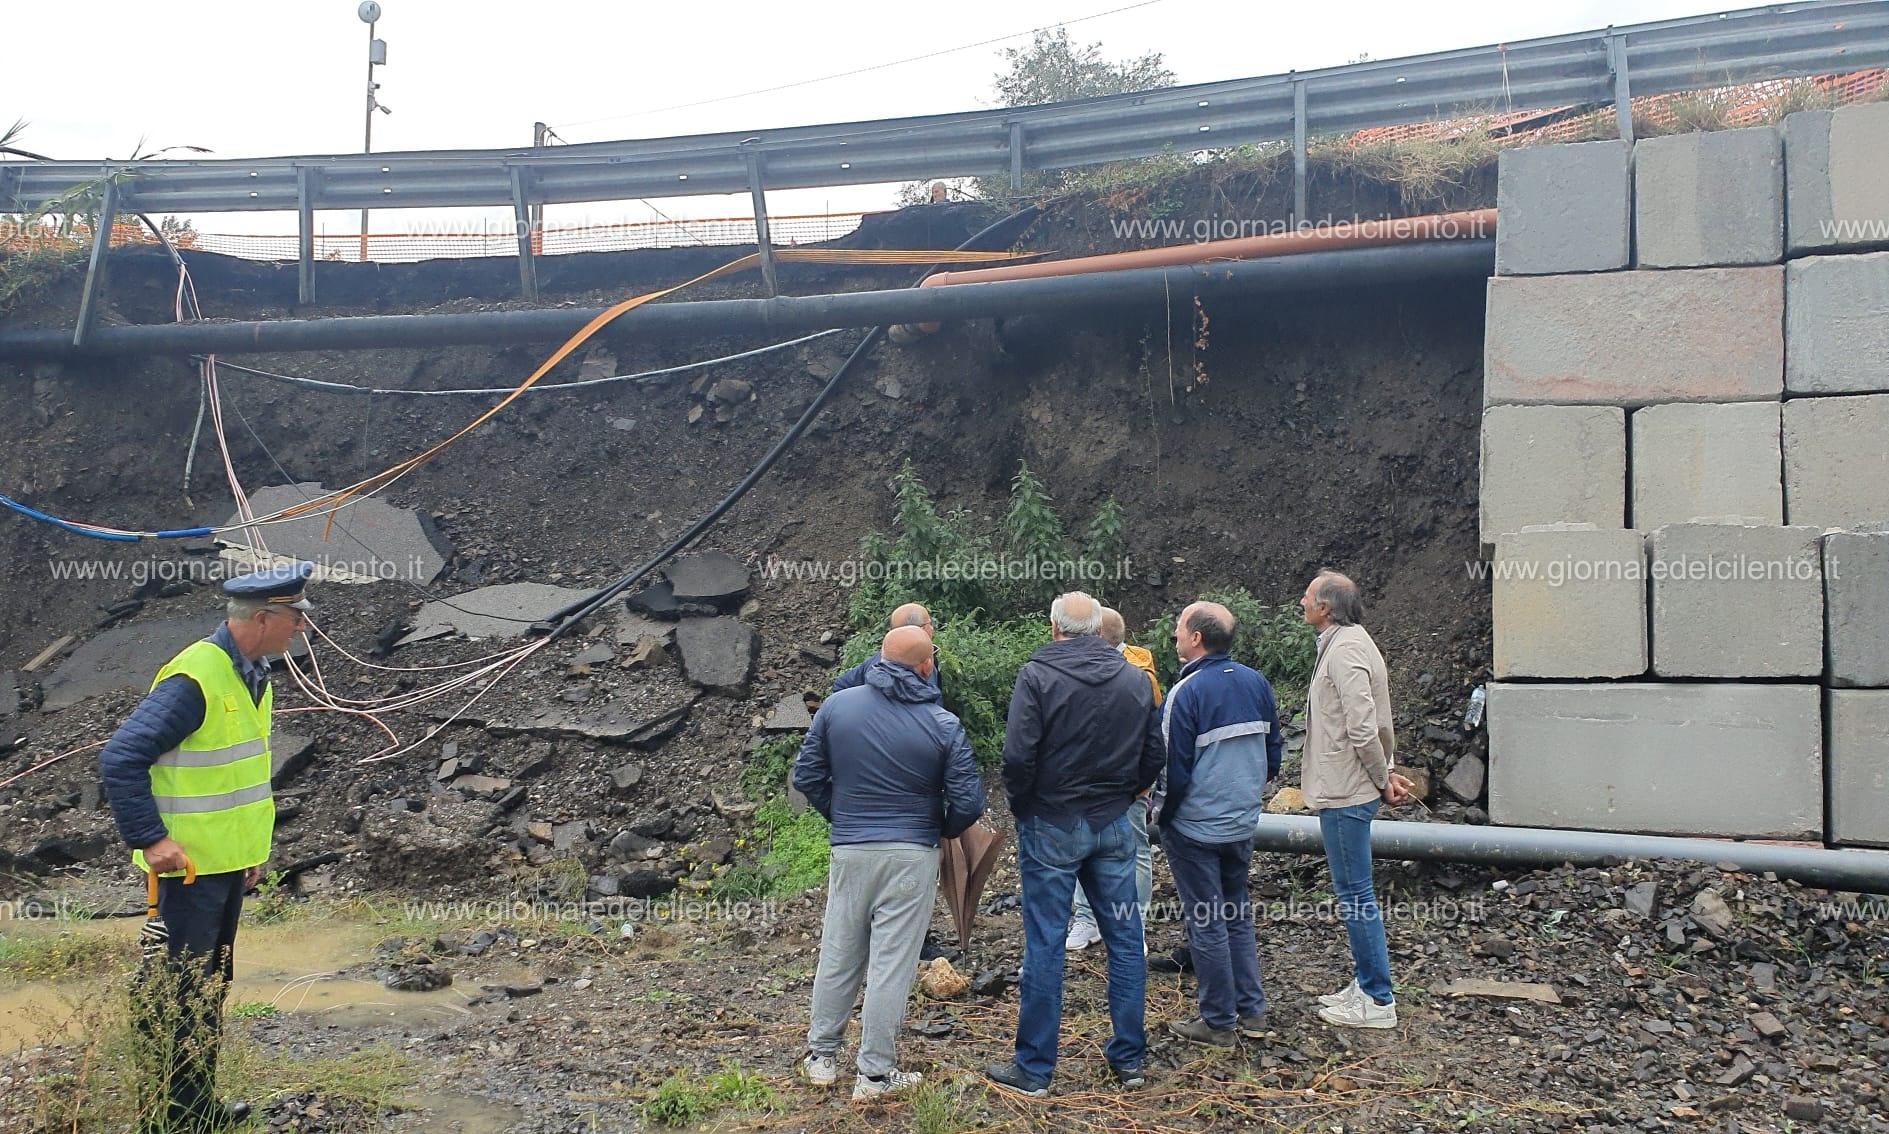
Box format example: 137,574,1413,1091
136,870,245,1132
1160,827,1267,1030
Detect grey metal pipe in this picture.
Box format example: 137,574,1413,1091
1254,815,1889,894
0,240,1495,361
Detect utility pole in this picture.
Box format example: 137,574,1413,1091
358,2,389,261
530,122,547,255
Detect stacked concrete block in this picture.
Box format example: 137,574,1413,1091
1823,528,1889,688
1785,252,1889,395
1492,525,1646,679
1785,100,1889,255
1479,126,1889,845
1630,402,1783,528
1782,394,1889,529
1828,690,1889,848
1494,140,1631,275
1634,126,1783,268
1649,523,1823,678
1486,683,1822,838
1483,268,1783,406
1479,405,1623,546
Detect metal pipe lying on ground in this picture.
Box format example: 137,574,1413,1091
0,240,1495,360
1253,815,1889,895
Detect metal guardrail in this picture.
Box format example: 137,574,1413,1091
6,1,1888,323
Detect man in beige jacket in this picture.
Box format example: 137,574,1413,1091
1299,570,1410,1030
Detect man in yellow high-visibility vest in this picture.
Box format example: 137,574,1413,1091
100,562,313,1132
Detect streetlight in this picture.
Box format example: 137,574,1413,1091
358,1,390,260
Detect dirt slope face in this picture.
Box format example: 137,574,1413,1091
0,208,1490,884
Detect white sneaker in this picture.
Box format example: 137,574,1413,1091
1317,980,1361,1008
852,1068,922,1101
800,1053,837,1087
1065,916,1102,951
1317,993,1398,1030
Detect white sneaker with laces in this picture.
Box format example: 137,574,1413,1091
1317,980,1361,1008
800,1053,837,1087
852,1068,923,1101
1317,992,1397,1030
1065,916,1102,951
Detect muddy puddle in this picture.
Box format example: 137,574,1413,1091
0,918,483,1049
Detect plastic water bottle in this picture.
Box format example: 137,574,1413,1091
1463,684,1487,731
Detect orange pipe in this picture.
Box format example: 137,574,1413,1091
919,207,1497,290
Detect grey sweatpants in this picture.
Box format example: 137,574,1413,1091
806,842,938,1077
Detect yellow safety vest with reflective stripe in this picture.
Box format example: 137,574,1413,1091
130,640,275,877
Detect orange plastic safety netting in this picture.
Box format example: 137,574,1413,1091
1344,69,1887,148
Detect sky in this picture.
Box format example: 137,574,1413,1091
4,0,1726,239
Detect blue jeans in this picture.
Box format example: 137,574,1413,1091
1071,797,1152,926
1160,827,1267,1029
1317,800,1394,1004
1014,811,1146,1085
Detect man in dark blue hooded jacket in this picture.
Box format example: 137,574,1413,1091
794,625,985,1100
986,591,1163,1097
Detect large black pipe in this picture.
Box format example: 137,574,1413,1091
0,240,1495,360
1255,815,1889,894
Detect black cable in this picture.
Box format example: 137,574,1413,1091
534,202,1046,640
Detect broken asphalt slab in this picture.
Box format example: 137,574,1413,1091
398,582,594,645
674,617,757,696
437,686,698,747
663,552,751,611
218,481,448,585
40,616,308,712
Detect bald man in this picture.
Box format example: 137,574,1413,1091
794,624,986,1100
1067,607,1161,952
1156,600,1283,1047
830,603,939,694
987,591,1163,1096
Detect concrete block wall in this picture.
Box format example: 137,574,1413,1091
1481,106,1889,844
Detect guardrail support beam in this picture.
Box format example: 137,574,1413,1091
296,167,316,305
1292,79,1309,226
1608,34,1634,143
72,177,119,350
1009,121,1025,193
744,149,779,298
510,166,538,300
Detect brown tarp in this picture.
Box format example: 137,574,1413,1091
939,820,1007,946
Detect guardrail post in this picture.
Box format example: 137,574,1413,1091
1009,121,1025,193
72,176,119,349
296,166,316,305
1607,34,1634,143
743,148,780,298
510,166,538,300
1292,78,1309,226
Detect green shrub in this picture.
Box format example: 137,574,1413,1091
1149,589,1318,717
740,734,801,803
641,1060,775,1128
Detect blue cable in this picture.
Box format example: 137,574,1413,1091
0,494,211,543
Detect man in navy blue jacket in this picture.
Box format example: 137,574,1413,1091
829,603,939,694
1157,600,1282,1047
986,591,1163,1097
794,625,985,1101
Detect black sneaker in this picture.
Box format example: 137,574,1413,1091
1109,1064,1147,1089
983,1061,1049,1097
1166,1016,1237,1048
1147,946,1194,974
1238,1012,1268,1039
